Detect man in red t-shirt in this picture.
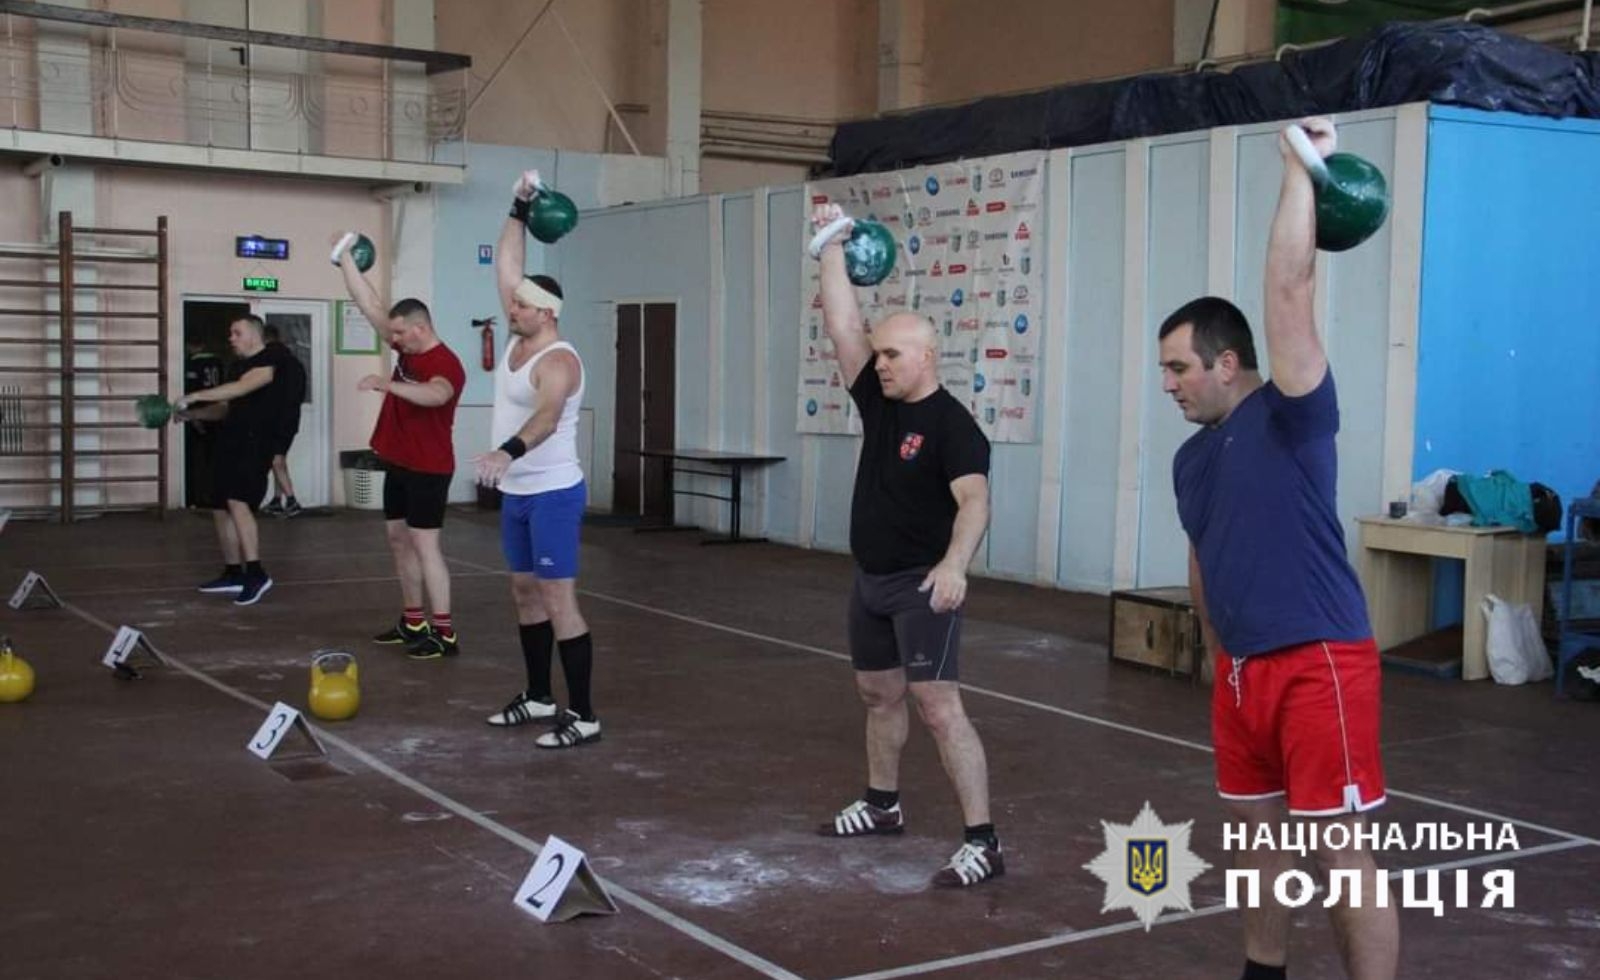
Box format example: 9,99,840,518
333,232,466,659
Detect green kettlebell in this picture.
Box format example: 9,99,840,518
808,215,898,287
1285,125,1391,253
330,232,376,273
135,394,175,429
526,184,579,245
349,233,377,273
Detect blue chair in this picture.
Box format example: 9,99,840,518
1556,497,1600,696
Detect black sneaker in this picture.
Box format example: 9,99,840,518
818,799,905,837
373,619,431,646
259,498,284,517
282,497,303,518
197,570,245,595
407,631,459,660
233,574,273,606
486,691,558,726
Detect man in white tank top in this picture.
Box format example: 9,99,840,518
473,168,599,749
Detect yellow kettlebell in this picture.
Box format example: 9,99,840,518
308,650,360,721
0,637,35,703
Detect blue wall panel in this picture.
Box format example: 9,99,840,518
1417,107,1600,512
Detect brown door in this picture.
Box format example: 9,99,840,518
641,303,676,525
612,304,642,515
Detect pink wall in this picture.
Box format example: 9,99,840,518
96,166,394,505
437,0,650,155
921,0,1176,106
702,0,876,121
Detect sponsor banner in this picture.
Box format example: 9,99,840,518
801,151,1043,441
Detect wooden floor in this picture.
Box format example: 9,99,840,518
2,509,1597,979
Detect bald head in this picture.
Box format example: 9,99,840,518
873,312,938,356
870,312,941,402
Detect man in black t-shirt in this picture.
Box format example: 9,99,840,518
259,323,308,518
177,314,293,606
810,203,1003,888
182,339,225,508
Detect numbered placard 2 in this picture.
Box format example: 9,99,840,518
513,835,618,923
8,571,62,611
246,702,326,761
101,626,167,677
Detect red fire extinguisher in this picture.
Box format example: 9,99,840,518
472,317,496,371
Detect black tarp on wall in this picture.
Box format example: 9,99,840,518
828,23,1598,177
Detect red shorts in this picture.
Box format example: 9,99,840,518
1212,638,1387,817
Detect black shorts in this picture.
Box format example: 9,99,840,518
268,424,299,457
382,463,453,529
847,566,963,682
211,436,273,511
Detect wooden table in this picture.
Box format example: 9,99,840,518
1355,517,1546,681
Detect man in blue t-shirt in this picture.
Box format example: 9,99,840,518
1159,117,1398,980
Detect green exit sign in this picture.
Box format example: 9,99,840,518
243,275,279,292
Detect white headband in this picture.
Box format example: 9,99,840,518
515,278,563,317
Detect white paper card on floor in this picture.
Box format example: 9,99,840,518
246,702,325,760
8,571,61,610
513,834,619,923
101,626,166,673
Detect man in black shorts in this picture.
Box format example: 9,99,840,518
259,324,307,517
177,314,294,606
810,203,1002,887
334,232,466,659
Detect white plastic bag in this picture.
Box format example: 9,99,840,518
1481,593,1554,685
1410,468,1459,519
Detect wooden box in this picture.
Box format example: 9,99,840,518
1109,586,1209,682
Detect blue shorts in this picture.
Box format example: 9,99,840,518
500,480,586,578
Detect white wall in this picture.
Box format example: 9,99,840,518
561,107,1423,595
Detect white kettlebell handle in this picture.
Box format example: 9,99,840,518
329,231,358,266
1283,125,1331,184
808,215,856,260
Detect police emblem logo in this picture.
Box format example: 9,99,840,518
1084,802,1211,930
899,433,924,461
1128,839,1166,896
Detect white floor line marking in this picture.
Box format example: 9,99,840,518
831,839,1592,980
65,571,504,598
56,598,805,980
449,556,1600,850
0,549,400,572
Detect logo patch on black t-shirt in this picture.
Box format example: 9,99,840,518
899,432,924,461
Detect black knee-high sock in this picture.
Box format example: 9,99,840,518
519,621,554,701
1241,959,1287,980
557,632,595,721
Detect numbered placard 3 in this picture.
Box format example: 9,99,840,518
513,835,618,923
246,702,325,760
8,571,61,611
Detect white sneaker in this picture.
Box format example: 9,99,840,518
817,799,905,837
486,692,558,727
536,709,601,748
932,841,1005,887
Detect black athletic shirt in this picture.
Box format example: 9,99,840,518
848,355,990,574
221,344,295,439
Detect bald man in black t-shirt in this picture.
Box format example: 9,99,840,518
809,203,1003,888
